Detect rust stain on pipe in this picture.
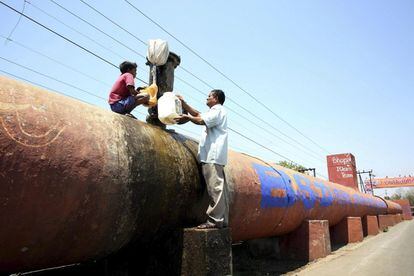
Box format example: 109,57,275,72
227,156,401,241
0,76,402,273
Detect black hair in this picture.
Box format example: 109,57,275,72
119,61,137,74
211,89,225,104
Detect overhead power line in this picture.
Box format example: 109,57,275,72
0,68,146,119
228,127,294,163
123,0,330,154
0,69,76,100
4,0,26,44
175,74,324,162
79,0,146,45
0,0,147,84
1,2,114,71
0,58,313,171
0,1,326,171
49,0,146,60
1,30,322,165
26,0,126,61
0,1,322,165
74,0,325,161
0,56,106,101
177,66,325,159
1,35,110,87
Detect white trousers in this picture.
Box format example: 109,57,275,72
202,163,229,227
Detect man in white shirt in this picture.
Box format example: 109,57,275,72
176,90,229,229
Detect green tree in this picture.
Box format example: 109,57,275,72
391,193,402,200
404,189,414,206
277,161,307,173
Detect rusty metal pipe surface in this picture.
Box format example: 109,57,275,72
227,156,401,241
0,76,202,273
0,76,402,273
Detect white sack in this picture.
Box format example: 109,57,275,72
147,39,169,66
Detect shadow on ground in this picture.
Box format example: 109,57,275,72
232,242,307,276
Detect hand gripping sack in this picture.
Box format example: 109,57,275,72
147,39,169,66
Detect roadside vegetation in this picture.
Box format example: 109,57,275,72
384,188,414,205
277,161,307,173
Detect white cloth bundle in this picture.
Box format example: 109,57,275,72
147,39,169,66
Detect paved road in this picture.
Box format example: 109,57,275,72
293,220,414,276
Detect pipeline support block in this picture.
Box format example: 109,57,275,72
395,214,403,224
362,215,379,236
181,227,232,276
392,200,413,220
279,220,331,261
330,217,363,245
377,215,394,231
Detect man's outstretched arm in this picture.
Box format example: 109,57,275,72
180,114,205,125
177,95,201,117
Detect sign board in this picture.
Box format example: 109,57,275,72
364,176,414,189
327,153,358,190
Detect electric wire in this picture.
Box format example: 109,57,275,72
79,0,146,45
76,0,326,160
0,56,106,101
174,73,324,162
0,69,78,101
171,125,199,139
1,35,111,88
25,0,150,83
5,31,317,164
0,68,148,121
228,127,295,163
48,0,146,61
49,0,324,162
0,59,312,171
4,0,26,44
123,0,330,154
173,85,322,164
26,0,126,61
0,0,147,84
0,1,327,172
0,67,303,170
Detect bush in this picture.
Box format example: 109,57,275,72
405,189,414,206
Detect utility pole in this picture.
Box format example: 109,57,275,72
298,168,316,177
357,170,374,195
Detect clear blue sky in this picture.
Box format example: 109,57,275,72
1,0,413,188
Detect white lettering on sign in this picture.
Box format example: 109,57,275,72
341,172,353,178
332,156,352,165
336,166,352,172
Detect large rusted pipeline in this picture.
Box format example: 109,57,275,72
229,157,401,241
0,76,401,273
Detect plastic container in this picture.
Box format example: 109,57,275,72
141,83,158,107
158,92,182,125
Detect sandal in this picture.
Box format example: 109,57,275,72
197,222,217,229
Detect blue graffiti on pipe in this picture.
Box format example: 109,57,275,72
332,188,351,206
254,163,340,210
293,174,317,209
253,163,295,208
314,181,334,207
